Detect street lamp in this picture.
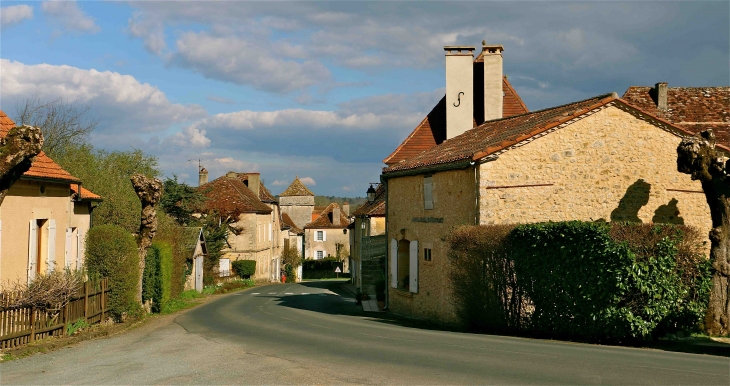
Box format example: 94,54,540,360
367,184,376,203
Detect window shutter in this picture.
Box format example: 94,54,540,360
409,240,418,293
65,228,73,268
390,239,398,288
424,177,433,210
28,220,37,283
322,230,326,241
77,229,84,269
47,219,56,272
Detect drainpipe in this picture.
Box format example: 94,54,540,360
381,177,389,310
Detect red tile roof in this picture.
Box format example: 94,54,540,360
352,184,385,217
622,86,730,147
70,185,102,201
281,212,304,235
304,203,350,229
384,77,529,165
0,110,81,183
280,176,315,197
198,175,272,216
235,173,277,203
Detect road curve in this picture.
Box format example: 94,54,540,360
1,280,728,385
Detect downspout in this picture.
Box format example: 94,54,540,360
382,177,389,310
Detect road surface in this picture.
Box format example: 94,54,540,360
1,280,728,384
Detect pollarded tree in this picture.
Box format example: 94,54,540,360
677,129,730,335
130,173,163,304
0,125,43,205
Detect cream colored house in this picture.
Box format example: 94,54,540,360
349,184,386,295
0,111,101,287
380,43,727,323
303,203,351,265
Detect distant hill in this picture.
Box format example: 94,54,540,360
314,196,367,212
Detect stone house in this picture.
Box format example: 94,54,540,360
279,177,315,230
281,212,304,281
197,171,282,282
303,203,351,265
0,110,101,286
380,43,727,323
349,184,386,295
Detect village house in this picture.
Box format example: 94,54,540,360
380,42,728,323
197,170,282,282
279,177,315,230
349,184,386,296
182,226,206,292
303,203,351,266
0,110,101,286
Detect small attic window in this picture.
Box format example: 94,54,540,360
40,185,46,195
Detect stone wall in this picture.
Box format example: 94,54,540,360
305,227,350,269
280,195,314,229
386,168,476,324
478,104,711,251
224,212,277,281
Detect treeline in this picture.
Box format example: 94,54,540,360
313,196,367,210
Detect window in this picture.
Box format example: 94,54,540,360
424,175,433,210
316,250,324,259
424,248,432,261
316,230,324,241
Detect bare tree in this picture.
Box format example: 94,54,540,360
130,173,163,305
677,129,730,336
14,95,98,156
0,125,44,205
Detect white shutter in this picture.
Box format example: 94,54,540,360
65,228,73,268
47,219,56,272
424,177,433,210
409,240,418,293
322,230,327,241
28,220,37,283
77,229,84,269
390,239,398,288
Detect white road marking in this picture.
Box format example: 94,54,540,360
252,293,260,295
268,292,276,295
285,292,294,295
301,293,310,295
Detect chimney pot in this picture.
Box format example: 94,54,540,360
655,82,668,111
199,167,208,186
482,43,504,122
444,45,475,140
342,202,350,216
332,206,341,227
246,173,261,200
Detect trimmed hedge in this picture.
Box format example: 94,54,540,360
447,221,711,342
302,258,346,279
142,241,173,313
85,225,139,320
232,260,256,278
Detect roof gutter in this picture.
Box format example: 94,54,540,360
20,176,82,185
381,159,474,180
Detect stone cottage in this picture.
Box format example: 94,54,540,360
380,43,727,323
303,203,351,265
279,177,315,230
0,110,101,285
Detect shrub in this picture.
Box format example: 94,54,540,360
142,241,173,313
85,225,139,321
4,268,84,311
232,260,256,278
302,257,344,279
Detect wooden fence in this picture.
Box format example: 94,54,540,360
0,278,110,350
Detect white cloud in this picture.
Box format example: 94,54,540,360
128,12,166,55
41,0,99,34
299,177,316,186
212,157,258,173
0,60,206,138
170,127,210,148
1,5,33,30
271,180,288,186
171,31,331,93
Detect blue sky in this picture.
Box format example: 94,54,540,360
1,1,728,196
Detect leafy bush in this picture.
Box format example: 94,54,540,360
232,260,256,278
142,241,173,313
85,225,139,321
302,257,344,279
66,318,89,336
155,212,192,299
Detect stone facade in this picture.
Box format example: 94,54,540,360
305,227,350,262
280,195,315,230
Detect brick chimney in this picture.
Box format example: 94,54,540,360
444,46,475,140
332,205,341,226
245,173,261,199
655,82,668,111
482,42,504,121
342,202,349,216
198,167,208,186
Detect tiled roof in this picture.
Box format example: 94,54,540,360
0,110,81,183
279,176,315,197
236,173,277,203
179,227,206,257
281,213,304,235
383,93,617,174
383,76,529,165
70,185,102,201
352,184,385,217
304,203,350,229
198,175,272,216
622,86,730,147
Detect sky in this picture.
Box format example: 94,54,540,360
1,1,728,196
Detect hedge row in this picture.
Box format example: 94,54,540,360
302,258,345,279
447,221,711,342
232,260,256,278
142,242,173,313
85,225,140,320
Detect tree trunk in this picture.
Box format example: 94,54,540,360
0,125,44,205
130,173,163,305
677,129,730,336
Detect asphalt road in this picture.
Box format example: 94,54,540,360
1,280,729,385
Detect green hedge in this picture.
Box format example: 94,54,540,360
447,221,711,342
302,258,347,279
232,260,256,278
142,241,173,313
85,225,139,320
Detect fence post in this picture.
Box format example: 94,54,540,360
101,279,106,321
84,280,90,323
29,308,35,343
62,300,69,336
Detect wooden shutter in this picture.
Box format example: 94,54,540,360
47,219,56,272
390,239,398,288
424,176,433,210
322,230,327,241
65,228,73,268
28,220,37,283
409,240,418,293
77,228,84,269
